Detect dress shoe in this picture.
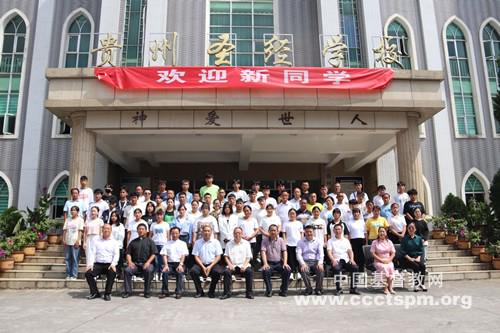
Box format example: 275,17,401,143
219,293,231,300
315,290,323,296
349,289,360,295
302,289,313,296
87,293,101,300
265,291,273,297
175,294,182,299
278,291,287,297
144,293,151,299
246,293,254,299
159,293,169,299
208,293,215,299
194,292,205,298
121,292,131,298
103,294,111,301
334,289,342,296
420,285,428,292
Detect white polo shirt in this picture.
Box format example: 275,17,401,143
327,237,352,262
346,218,366,239
388,214,406,233
238,217,259,243
160,239,189,263
192,238,223,265
224,239,252,267
284,220,304,247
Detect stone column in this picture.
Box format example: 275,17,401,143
69,112,96,189
396,114,425,202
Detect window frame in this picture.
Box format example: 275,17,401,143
338,0,364,68
383,15,418,70
0,171,13,214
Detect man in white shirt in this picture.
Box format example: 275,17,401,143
327,224,360,295
349,181,369,205
220,227,254,300
333,193,350,218
394,181,410,215
63,188,85,219
78,175,94,215
160,227,189,299
262,185,278,208
227,179,249,202
329,182,348,205
289,187,302,209
246,190,260,212
372,185,387,208
87,189,110,220
276,191,295,228
123,193,142,229
85,224,119,301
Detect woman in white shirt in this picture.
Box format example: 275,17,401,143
188,200,202,222
320,196,335,224
110,211,125,279
387,203,406,244
193,203,219,244
84,206,103,262
259,204,281,239
283,208,304,280
306,206,327,246
150,209,170,281
218,202,238,250
346,208,366,272
238,205,259,265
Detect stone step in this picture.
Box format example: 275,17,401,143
426,256,479,265
46,244,65,251
35,250,66,257
427,239,446,245
23,256,87,264
14,263,86,271
427,244,457,251
427,250,471,258
0,270,84,279
427,263,491,273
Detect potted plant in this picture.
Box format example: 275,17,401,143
469,230,485,256
488,241,500,270
11,236,25,263
445,218,466,245
17,229,37,256
431,216,447,239
456,226,471,250
35,231,48,250
480,242,494,263
0,243,14,271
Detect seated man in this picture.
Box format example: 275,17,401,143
189,224,225,298
296,225,325,295
261,224,291,297
122,222,157,298
221,227,254,300
327,223,361,296
85,224,119,301
159,227,189,299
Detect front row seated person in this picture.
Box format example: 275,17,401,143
296,225,324,295
261,224,291,297
400,222,427,292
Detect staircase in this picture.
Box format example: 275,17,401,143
0,239,498,290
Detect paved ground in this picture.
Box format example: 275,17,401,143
1,280,499,332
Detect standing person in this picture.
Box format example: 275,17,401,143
237,205,259,266
122,192,141,229
246,190,260,212
200,173,220,200
110,211,125,279
163,198,176,225
394,181,410,214
251,180,264,199
157,180,168,201
400,223,427,292
63,188,85,220
296,198,312,224
387,203,406,244
345,208,366,272
289,187,302,209
327,224,360,296
349,181,369,204
193,203,219,244
83,206,104,262
173,205,193,245
228,179,249,202
259,204,281,240
283,209,304,280
218,202,238,251
306,193,323,213
142,202,156,227
175,192,191,212
159,227,189,299
63,206,84,280
370,227,396,295
330,182,348,205
122,222,157,298
175,179,193,204
380,193,392,219
363,200,374,220
333,193,349,217
261,224,291,297
189,225,225,298
150,209,170,281
306,206,327,247
78,175,94,215
326,208,350,240
126,208,147,247
412,208,429,261
365,206,389,245
372,185,387,208
135,185,145,203
262,185,278,208
85,224,119,301
300,181,310,200
188,200,202,221
217,188,227,205
276,191,294,228
320,196,335,224
87,189,110,220
297,225,325,295
103,184,116,204
210,199,222,220
318,185,330,205
116,186,130,221
220,227,254,300
403,189,426,223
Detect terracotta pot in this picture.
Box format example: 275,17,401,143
48,234,61,245
479,252,492,263
432,229,446,239
11,251,25,263
492,258,500,270
0,258,15,271
471,245,486,256
35,240,48,250
445,234,458,245
456,240,471,250
23,245,36,256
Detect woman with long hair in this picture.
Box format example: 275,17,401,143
110,211,125,279
370,227,396,294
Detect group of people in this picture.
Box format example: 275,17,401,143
62,174,429,301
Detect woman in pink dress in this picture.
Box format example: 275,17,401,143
370,227,396,294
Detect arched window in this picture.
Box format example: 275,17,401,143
0,15,26,135
51,176,68,218
64,15,91,68
122,0,147,66
0,176,9,214
387,20,411,69
482,23,500,134
339,0,363,67
464,174,485,203
446,23,478,136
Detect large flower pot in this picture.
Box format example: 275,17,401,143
492,258,500,270
23,245,36,256
479,252,492,263
35,240,48,250
432,229,446,239
456,240,471,250
48,234,61,245
471,245,486,256
445,234,458,245
11,251,25,263
0,258,15,271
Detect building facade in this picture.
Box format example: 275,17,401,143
0,0,498,218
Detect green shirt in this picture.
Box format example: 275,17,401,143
200,184,219,200
400,234,424,258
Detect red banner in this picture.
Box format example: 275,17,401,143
95,66,393,91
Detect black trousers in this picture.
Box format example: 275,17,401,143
332,259,359,290
262,261,291,293
161,262,185,295
401,257,426,286
222,266,253,295
287,246,298,273
189,263,224,295
349,238,365,272
388,232,402,244
85,262,116,295
123,263,154,294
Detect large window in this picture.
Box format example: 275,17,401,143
482,23,500,134
122,0,146,66
339,0,363,68
464,174,485,203
209,0,274,66
0,15,26,136
446,23,478,136
0,176,9,214
387,20,411,69
64,15,91,68
51,176,68,219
